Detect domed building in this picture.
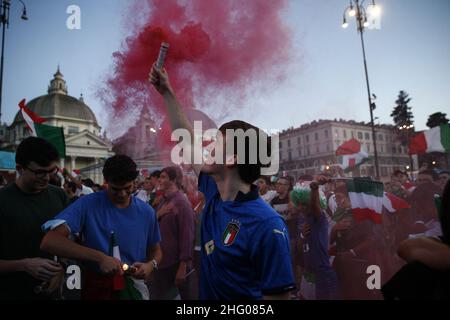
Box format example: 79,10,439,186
1,67,114,183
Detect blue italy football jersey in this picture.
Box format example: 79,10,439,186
198,173,295,300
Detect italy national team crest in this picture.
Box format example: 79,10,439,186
222,221,240,246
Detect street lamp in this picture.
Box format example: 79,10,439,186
399,122,415,173
0,0,28,124
342,0,381,180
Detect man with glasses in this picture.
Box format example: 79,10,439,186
40,155,162,300
0,137,68,299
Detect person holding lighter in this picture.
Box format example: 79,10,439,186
40,155,162,300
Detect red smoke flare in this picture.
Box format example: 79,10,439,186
100,0,292,143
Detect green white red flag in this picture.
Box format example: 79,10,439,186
346,179,384,224
409,124,450,154
336,139,369,171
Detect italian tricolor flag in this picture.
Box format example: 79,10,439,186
336,139,369,171
409,124,450,154
108,231,149,300
19,99,66,157
109,231,125,291
382,192,411,213
346,179,384,224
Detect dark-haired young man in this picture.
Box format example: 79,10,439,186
40,155,162,300
0,137,68,299
438,170,450,192
63,181,79,205
150,66,295,300
152,166,196,300
256,176,277,204
391,170,415,199
409,170,442,238
149,170,162,208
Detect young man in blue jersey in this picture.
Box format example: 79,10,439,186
150,66,295,300
40,155,162,299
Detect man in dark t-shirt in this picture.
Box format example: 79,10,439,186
0,137,68,300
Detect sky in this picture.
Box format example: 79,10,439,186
1,0,449,136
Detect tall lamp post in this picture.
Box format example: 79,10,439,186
0,0,28,124
399,123,415,174
342,0,381,179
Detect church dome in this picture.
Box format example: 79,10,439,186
12,67,99,126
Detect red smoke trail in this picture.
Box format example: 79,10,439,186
100,0,292,142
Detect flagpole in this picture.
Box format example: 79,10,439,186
342,0,381,180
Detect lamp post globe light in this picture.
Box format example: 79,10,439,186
0,0,28,124
342,0,381,179
399,122,415,173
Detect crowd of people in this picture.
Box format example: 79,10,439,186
256,167,450,299
0,64,449,300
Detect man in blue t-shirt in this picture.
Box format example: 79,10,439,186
150,66,295,299
40,155,161,300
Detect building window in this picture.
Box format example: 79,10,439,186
316,146,320,153
381,167,388,177
366,143,371,152
307,146,310,156
392,146,397,154
298,149,302,157
297,137,301,145
351,131,355,138
315,132,319,141
335,129,339,138
68,126,79,134
380,145,384,153
288,151,292,161
0,129,3,135
364,132,370,140
343,130,347,139
87,141,90,145
378,134,383,141
287,139,291,147
279,141,283,149
326,144,330,152
305,135,309,143
358,132,363,139
324,130,328,138
398,146,402,154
